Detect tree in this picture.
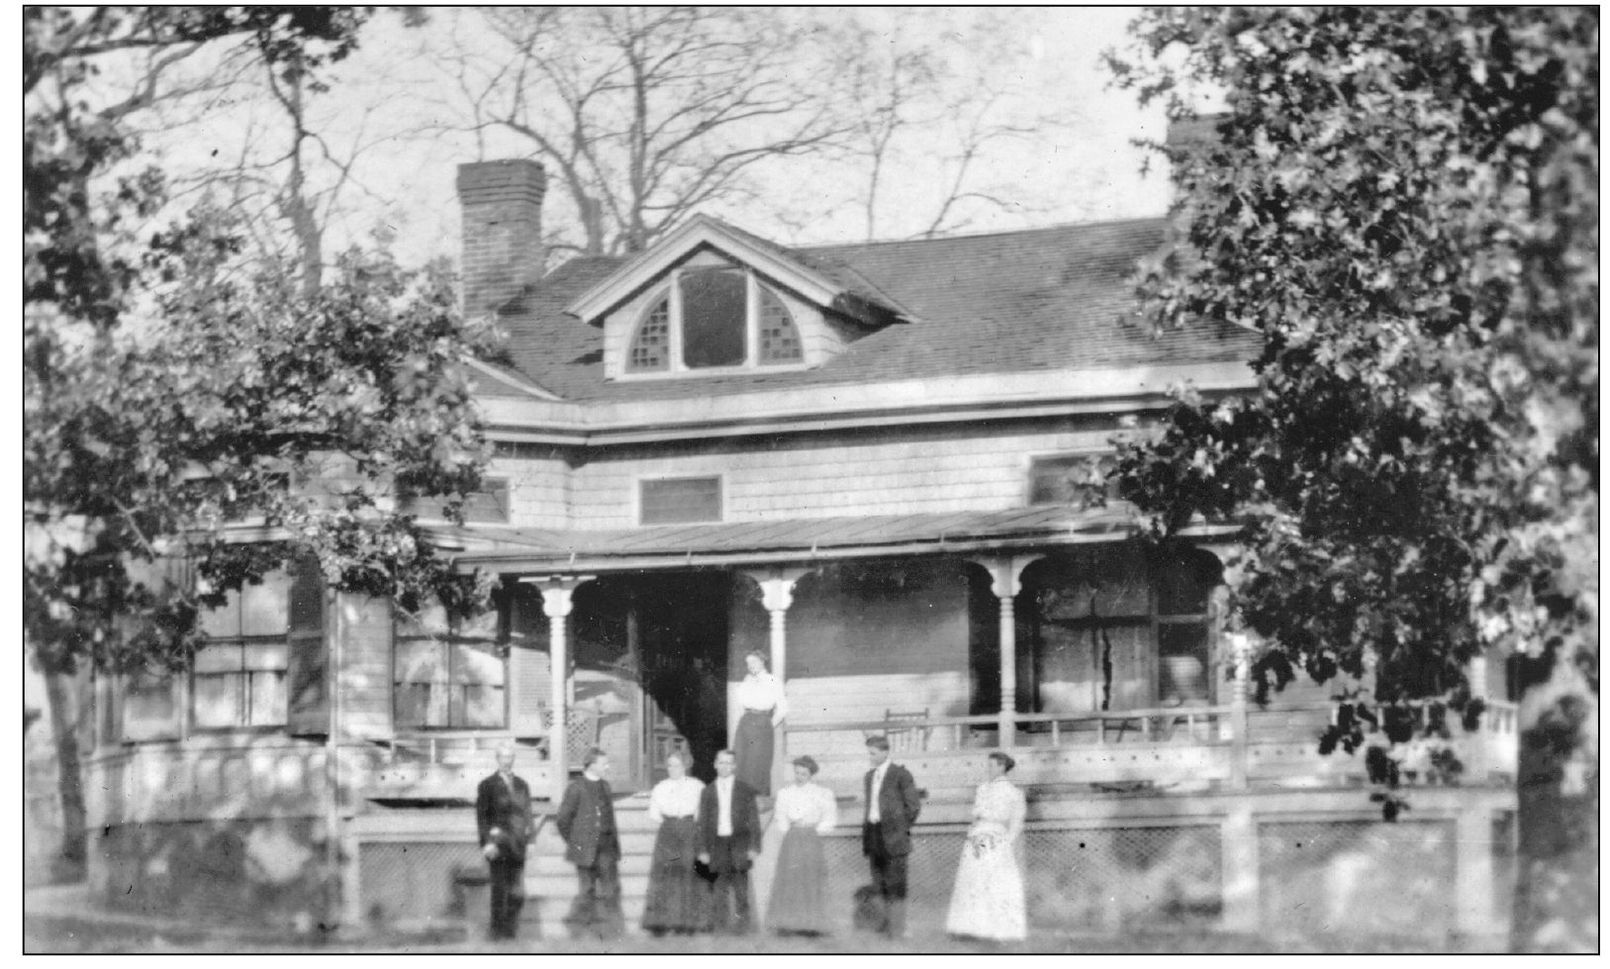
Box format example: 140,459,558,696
24,7,497,886
434,6,849,256
1103,8,1596,950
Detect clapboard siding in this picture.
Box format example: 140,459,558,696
566,422,1116,527
490,454,571,527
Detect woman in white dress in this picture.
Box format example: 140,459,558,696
945,751,1027,942
642,751,710,935
733,651,787,796
766,755,837,935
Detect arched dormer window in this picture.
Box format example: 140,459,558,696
624,267,806,375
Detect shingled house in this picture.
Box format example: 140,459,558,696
82,154,1518,947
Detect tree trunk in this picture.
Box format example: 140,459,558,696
43,670,88,880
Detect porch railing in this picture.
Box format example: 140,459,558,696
786,706,1233,752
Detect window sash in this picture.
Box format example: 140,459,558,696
640,476,722,525
393,608,508,730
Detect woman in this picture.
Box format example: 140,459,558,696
766,755,837,935
733,651,787,796
642,751,709,936
945,751,1027,943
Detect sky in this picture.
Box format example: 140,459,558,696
134,7,1177,271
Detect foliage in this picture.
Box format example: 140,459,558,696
1102,7,1597,801
25,7,498,679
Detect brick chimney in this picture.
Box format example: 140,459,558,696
456,159,547,317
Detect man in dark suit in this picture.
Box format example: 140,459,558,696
476,743,534,940
696,748,762,934
862,734,923,938
554,747,625,940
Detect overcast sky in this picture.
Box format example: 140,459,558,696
142,7,1179,269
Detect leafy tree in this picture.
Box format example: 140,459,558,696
24,7,496,882
1104,7,1596,951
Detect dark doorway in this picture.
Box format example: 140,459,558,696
571,572,730,785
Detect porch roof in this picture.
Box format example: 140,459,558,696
443,505,1234,574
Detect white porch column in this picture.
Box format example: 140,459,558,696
745,568,808,795
972,557,1039,749
526,576,593,803
1228,631,1251,789
1465,652,1491,784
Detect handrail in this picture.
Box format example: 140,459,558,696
787,706,1234,750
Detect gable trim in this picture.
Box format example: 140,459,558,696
564,215,871,327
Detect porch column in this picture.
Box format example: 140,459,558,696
746,568,809,795
1466,652,1491,784
1228,632,1251,789
972,556,1039,748
527,575,593,803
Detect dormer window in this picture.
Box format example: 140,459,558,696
626,267,804,374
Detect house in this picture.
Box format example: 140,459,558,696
81,146,1518,947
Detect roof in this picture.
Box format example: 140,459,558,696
450,505,1149,573
487,218,1260,402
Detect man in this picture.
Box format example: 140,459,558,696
862,735,922,938
554,747,625,940
475,743,533,940
696,748,762,934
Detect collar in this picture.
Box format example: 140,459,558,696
583,770,603,782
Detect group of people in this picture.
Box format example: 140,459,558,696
473,651,1029,944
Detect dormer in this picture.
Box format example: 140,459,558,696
564,215,910,381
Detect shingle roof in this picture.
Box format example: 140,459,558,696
491,219,1259,402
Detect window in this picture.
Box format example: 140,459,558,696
393,602,507,729
194,579,291,729
1028,452,1117,505
398,478,510,524
626,268,804,374
640,476,722,525
122,669,180,742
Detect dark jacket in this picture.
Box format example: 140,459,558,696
476,771,534,862
554,775,620,867
862,762,922,857
696,776,762,868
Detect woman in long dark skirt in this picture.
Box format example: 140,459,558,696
766,755,837,935
642,751,709,935
733,651,787,796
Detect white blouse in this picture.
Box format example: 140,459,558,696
647,776,705,823
736,672,788,722
970,777,1026,842
773,781,837,834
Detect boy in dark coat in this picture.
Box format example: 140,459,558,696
554,747,625,939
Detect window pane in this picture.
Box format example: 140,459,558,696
241,577,289,636
464,479,510,524
457,607,501,642
199,595,240,639
194,644,244,673
680,269,746,368
397,602,450,637
458,684,505,728
454,641,506,686
1158,624,1211,706
248,671,287,726
629,298,671,372
1154,550,1221,615
242,641,289,670
395,638,449,683
758,286,802,364
1028,454,1114,505
394,683,442,729
641,476,722,525
125,674,177,737
194,674,241,729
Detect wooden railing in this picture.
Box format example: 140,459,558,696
787,706,1234,751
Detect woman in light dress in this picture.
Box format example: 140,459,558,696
945,751,1027,943
642,751,710,936
766,755,837,935
732,651,787,796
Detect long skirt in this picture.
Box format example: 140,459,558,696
944,829,1026,941
733,711,774,796
642,818,710,933
767,826,828,934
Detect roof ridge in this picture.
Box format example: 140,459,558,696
795,215,1166,252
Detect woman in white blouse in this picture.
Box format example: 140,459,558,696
945,751,1028,943
765,755,837,935
641,750,710,935
733,651,787,796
